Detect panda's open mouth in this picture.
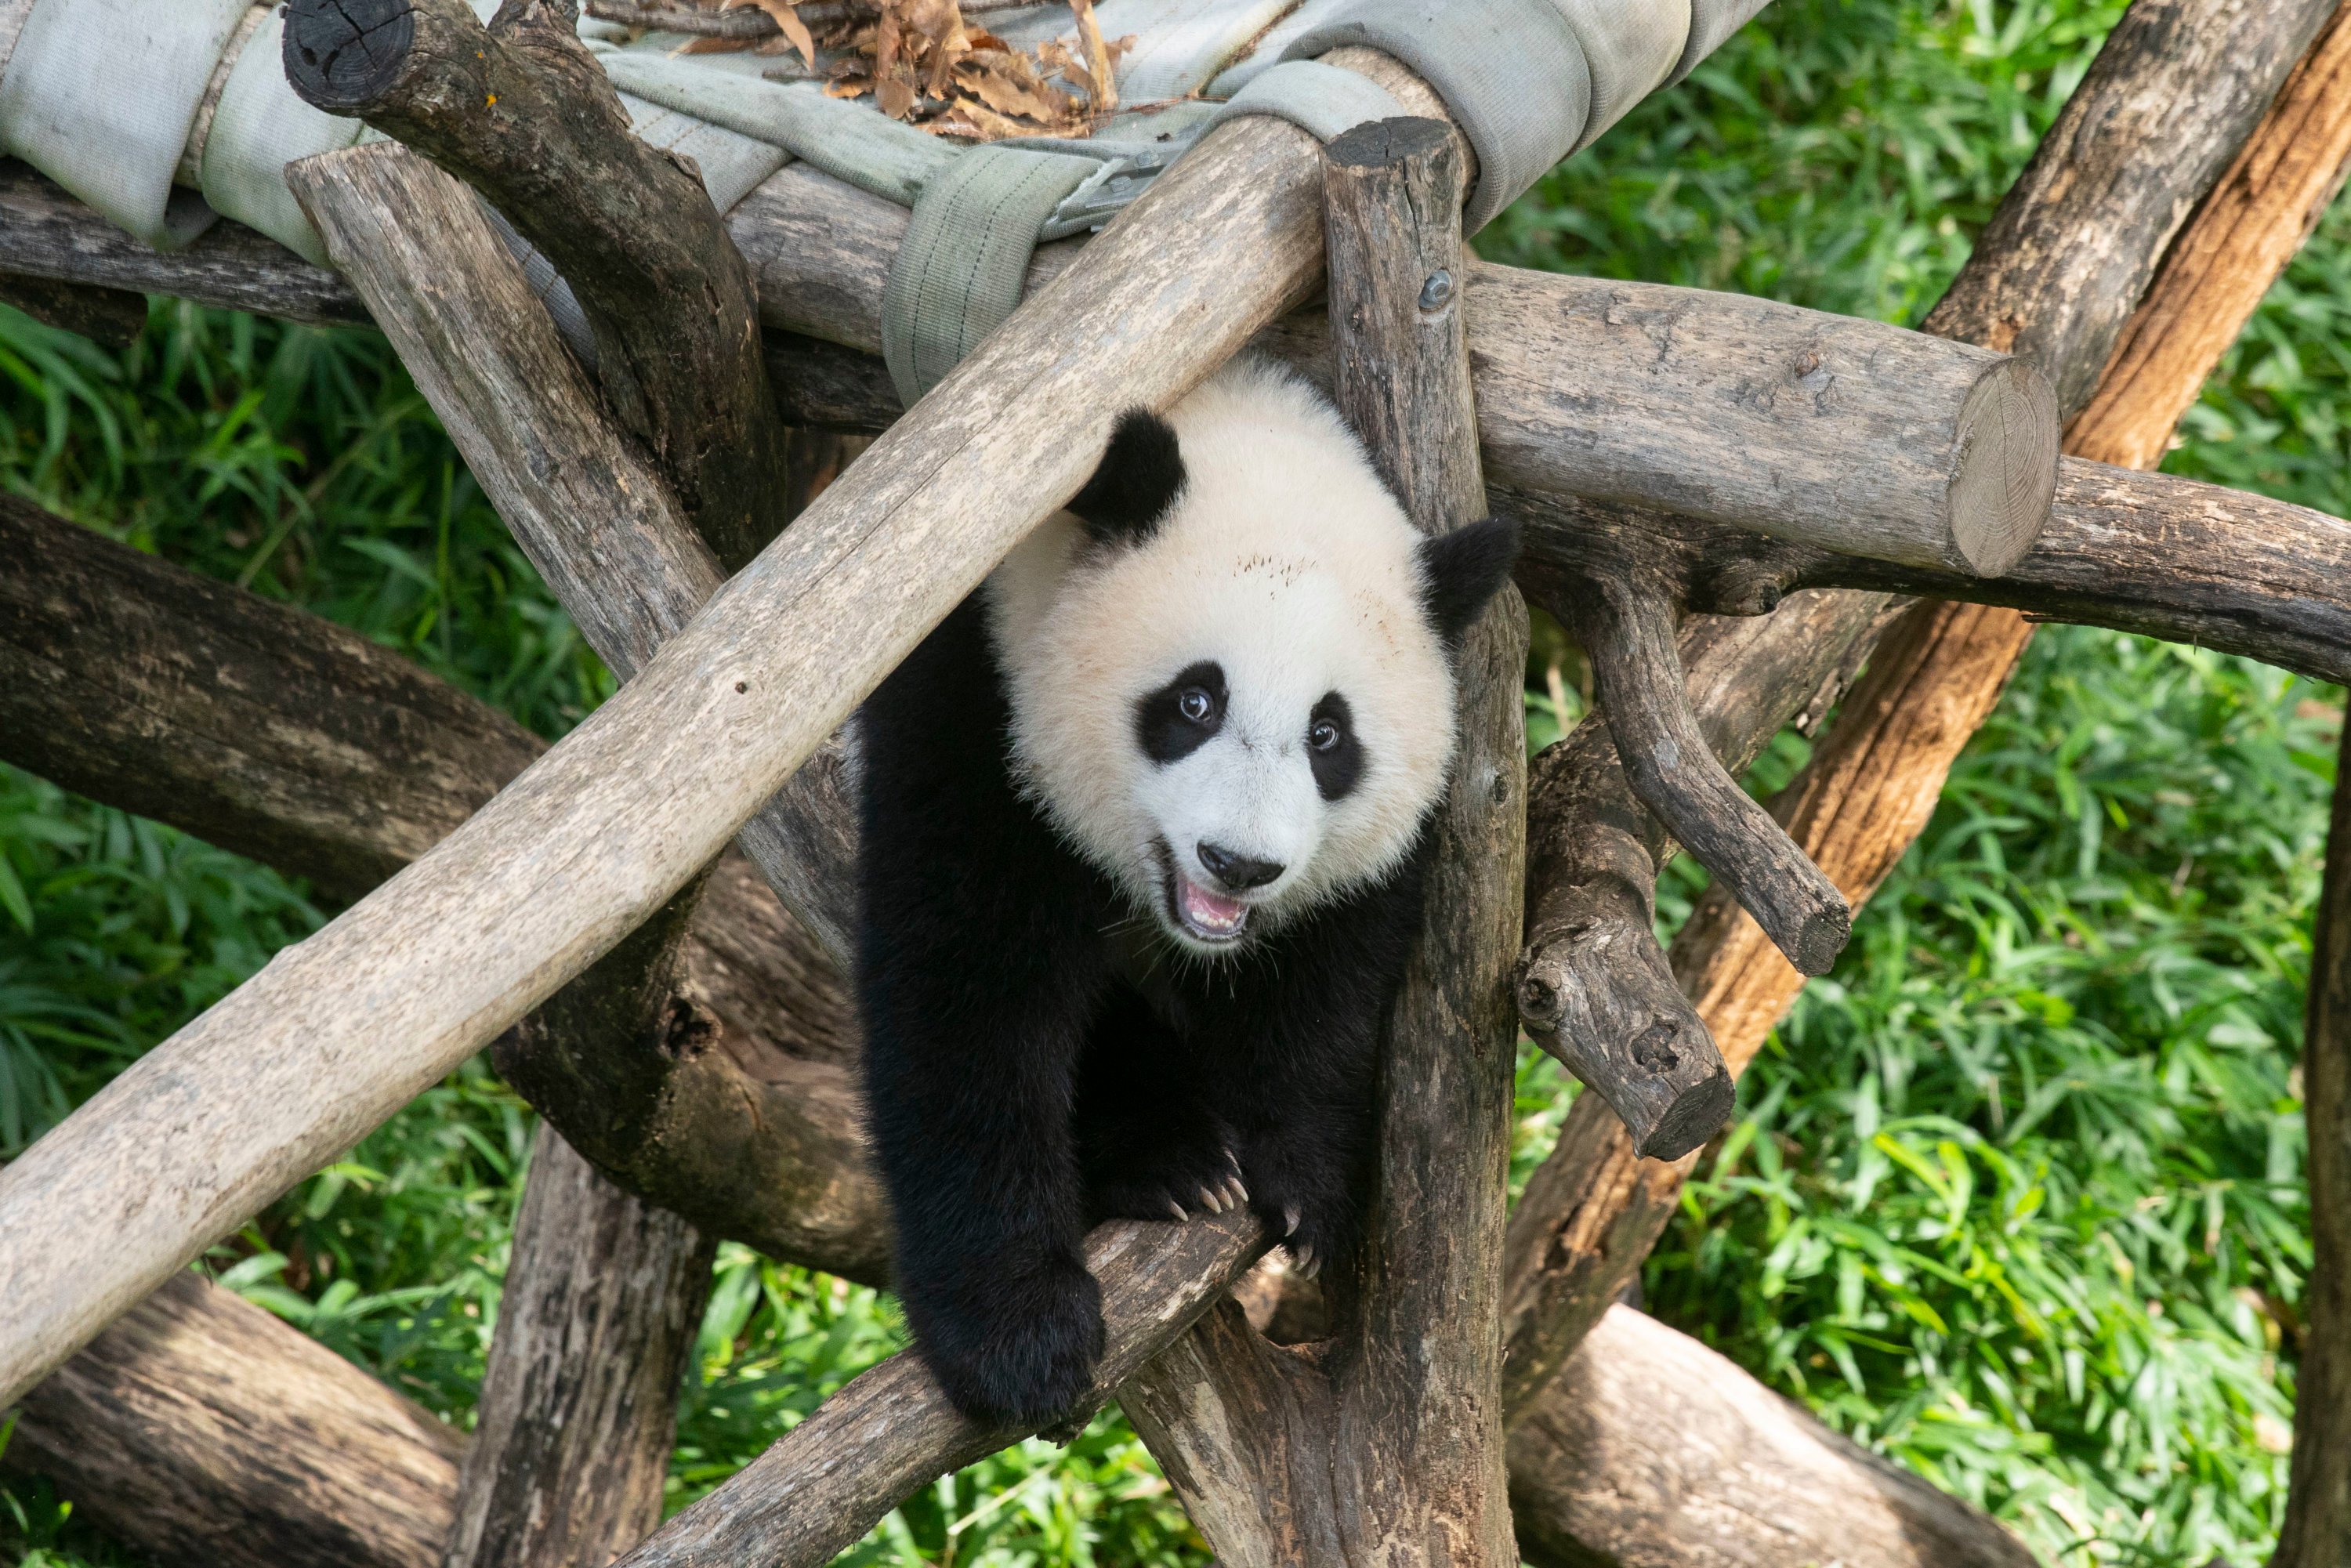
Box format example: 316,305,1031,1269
1153,840,1252,945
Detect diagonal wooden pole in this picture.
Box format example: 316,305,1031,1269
1498,0,2351,1421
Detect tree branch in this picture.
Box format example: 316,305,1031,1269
447,1127,715,1568
0,492,889,1282
282,0,792,573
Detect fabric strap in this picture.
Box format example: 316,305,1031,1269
0,0,252,248
1285,0,1712,232
882,144,1099,403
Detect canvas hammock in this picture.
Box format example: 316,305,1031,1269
0,0,1767,397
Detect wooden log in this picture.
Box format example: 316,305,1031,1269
0,491,889,1282
447,1128,715,1568
282,0,792,573
1505,588,1889,1161
0,160,366,326
0,39,1445,1412
2273,716,2351,1568
1922,0,2338,417
1509,456,2351,690
1499,0,2348,1430
9,1258,2031,1568
609,1211,1269,1568
2,1272,465,1568
288,141,859,962
1131,115,1526,1564
1509,1305,2035,1568
1498,597,2027,1414
2067,0,2351,468
1567,570,1849,975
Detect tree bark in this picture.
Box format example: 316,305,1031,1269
446,1128,715,1568
1509,1305,2035,1568
0,491,889,1282
1922,0,2338,418
1500,0,2351,1439
2273,718,2351,1567
2067,0,2351,468
2,1273,465,1568
609,1213,1270,1568
281,0,792,573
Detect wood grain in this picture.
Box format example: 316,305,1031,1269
4,1272,465,1568
0,43,1437,1417
1509,1305,2034,1568
447,1128,714,1568
2273,717,2351,1568
281,0,792,572
610,1213,1269,1568
2066,0,2351,469
0,491,887,1279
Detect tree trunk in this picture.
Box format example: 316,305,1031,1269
3,1273,464,1568
1509,1306,2034,1568
445,1128,715,1568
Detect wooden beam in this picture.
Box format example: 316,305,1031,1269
447,1128,715,1568
2,1272,464,1568
0,37,1446,1414
1509,1305,2035,1568
0,491,890,1282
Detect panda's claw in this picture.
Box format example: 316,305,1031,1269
1166,1198,1189,1222
1197,1184,1226,1215
1282,1203,1302,1237
1294,1243,1320,1280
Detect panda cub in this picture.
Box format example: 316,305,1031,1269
856,357,1519,1425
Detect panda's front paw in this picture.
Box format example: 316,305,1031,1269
917,1253,1106,1429
1085,1121,1246,1225
1240,1142,1361,1282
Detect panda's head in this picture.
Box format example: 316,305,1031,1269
987,359,1519,956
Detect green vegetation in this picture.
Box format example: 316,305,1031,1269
2,0,2345,1563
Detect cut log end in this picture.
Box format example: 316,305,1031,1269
1949,357,2060,578
1638,1063,1735,1161
1785,885,1853,976
1324,115,1454,171
282,0,418,113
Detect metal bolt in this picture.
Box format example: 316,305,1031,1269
1418,268,1454,313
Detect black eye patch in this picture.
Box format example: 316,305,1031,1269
1307,692,1363,801
1136,661,1226,765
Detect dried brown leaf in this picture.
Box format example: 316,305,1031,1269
678,31,755,53
729,0,817,66
1068,0,1117,114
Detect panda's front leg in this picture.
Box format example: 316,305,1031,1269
861,937,1111,1426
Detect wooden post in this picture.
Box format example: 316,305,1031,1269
2273,717,2351,1568
1118,116,1523,1563
445,1128,715,1568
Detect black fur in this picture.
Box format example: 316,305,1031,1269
857,599,1429,1425
853,433,1515,1429
1134,661,1225,764
1066,407,1186,547
1418,516,1522,645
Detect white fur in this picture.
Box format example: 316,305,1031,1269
987,358,1458,950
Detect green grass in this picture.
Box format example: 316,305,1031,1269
3,0,2348,1562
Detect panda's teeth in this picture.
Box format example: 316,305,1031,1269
1177,876,1248,939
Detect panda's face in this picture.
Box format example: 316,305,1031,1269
988,360,1518,955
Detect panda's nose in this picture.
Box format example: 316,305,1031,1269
1196,842,1285,892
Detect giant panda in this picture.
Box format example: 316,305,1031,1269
855,357,1520,1425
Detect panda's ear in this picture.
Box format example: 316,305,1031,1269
1067,407,1186,547
1417,516,1521,646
